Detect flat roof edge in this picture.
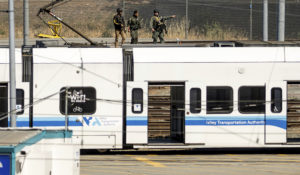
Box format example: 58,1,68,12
0,130,73,153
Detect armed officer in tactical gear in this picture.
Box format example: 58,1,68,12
150,9,176,44
113,8,126,47
127,10,141,44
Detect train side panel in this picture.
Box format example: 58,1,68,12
129,47,300,148
32,48,123,149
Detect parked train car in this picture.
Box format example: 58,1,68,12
1,46,300,149
1,47,124,149
130,47,300,148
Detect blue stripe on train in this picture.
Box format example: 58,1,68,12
126,120,148,126
8,117,83,127
186,116,286,130
126,116,287,130
126,116,147,126
186,119,286,130
10,116,287,129
265,120,286,130
15,121,83,127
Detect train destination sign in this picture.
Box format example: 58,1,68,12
60,87,96,115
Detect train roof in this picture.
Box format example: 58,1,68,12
0,48,22,64
1,47,300,64
32,48,123,64
133,47,300,63
0,48,123,64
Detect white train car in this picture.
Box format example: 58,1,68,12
1,46,300,149
0,48,29,127
1,48,124,149
129,47,300,148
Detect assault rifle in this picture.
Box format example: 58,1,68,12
159,18,168,34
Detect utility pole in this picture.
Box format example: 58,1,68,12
9,0,17,127
23,0,29,46
122,0,125,20
278,0,285,41
185,0,188,39
23,0,31,128
249,0,253,40
263,0,268,41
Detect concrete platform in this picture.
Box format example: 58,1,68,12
80,150,300,175
0,129,41,146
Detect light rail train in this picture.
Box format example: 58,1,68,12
1,46,300,149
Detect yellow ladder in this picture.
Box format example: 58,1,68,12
37,20,63,38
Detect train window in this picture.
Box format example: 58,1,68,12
16,89,24,115
190,88,201,113
239,86,265,114
207,86,233,114
132,88,143,113
271,88,282,113
60,87,96,115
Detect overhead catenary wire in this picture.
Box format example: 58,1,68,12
0,88,66,121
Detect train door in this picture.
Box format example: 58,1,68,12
0,83,8,127
287,82,300,142
265,82,287,143
185,82,205,144
126,82,148,144
147,83,185,144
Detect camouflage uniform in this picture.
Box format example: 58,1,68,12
128,15,141,44
150,16,173,44
113,14,126,47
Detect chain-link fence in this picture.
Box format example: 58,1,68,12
0,0,300,40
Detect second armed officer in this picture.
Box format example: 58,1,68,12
127,10,141,44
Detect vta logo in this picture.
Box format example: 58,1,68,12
0,161,2,168
83,117,101,126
